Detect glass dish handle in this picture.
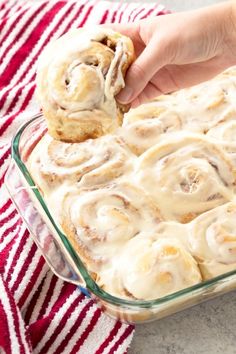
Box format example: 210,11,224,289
4,161,86,287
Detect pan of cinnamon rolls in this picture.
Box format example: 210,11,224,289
8,27,236,322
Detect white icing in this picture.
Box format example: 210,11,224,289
119,112,183,155
101,232,201,300
46,182,162,271
189,203,236,267
135,133,236,221
30,64,236,299
26,133,135,196
104,41,126,99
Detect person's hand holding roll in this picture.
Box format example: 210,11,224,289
111,1,236,107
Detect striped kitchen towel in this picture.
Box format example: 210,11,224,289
0,1,168,353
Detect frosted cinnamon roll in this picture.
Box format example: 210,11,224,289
221,66,236,77
206,108,236,142
26,133,134,196
206,109,236,164
123,99,177,125
136,133,236,223
36,27,134,142
172,71,236,133
118,70,236,156
119,102,183,155
188,203,236,279
101,231,201,300
58,183,162,271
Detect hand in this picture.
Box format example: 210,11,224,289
109,1,236,107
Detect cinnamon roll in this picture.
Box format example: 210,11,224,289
135,133,236,223
207,110,236,141
26,133,135,196
118,69,236,156
188,202,236,279
101,230,201,300
36,27,134,142
57,183,163,271
206,109,236,166
170,69,236,133
119,101,184,155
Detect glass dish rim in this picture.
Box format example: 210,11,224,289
10,113,236,309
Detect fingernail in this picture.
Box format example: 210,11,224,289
117,86,133,103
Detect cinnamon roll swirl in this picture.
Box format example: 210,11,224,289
207,107,236,159
58,183,162,271
136,133,236,223
119,101,184,155
206,109,236,166
207,109,236,142
188,202,236,279
118,69,236,156
26,133,134,196
36,27,134,142
176,71,236,130
101,230,201,300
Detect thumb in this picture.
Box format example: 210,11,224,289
117,37,169,103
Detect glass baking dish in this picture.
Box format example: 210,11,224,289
5,114,236,324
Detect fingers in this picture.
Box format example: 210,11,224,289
101,22,140,45
101,23,131,34
117,36,169,104
117,61,150,103
130,56,230,107
131,82,163,107
102,20,173,104
161,58,229,90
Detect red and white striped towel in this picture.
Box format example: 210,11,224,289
0,1,168,353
